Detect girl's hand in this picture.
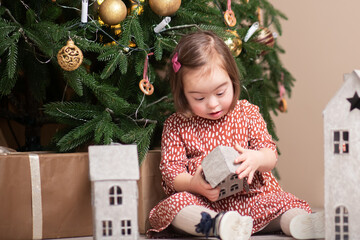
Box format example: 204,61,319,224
190,165,220,202
234,144,262,184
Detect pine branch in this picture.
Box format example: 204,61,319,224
0,66,17,96
94,110,113,143
24,27,54,57
63,70,84,97
153,38,163,61
56,116,100,152
43,101,103,120
130,17,145,49
120,123,156,163
6,34,19,79
74,34,104,53
100,49,123,79
118,51,128,74
97,47,118,61
154,37,177,56
78,69,131,114
58,130,94,152
134,51,147,76
0,19,17,40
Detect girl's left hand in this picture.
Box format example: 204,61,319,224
233,144,263,184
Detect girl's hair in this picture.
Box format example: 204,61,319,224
169,30,241,115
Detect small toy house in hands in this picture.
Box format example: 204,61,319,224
88,144,139,240
323,70,360,240
201,146,247,200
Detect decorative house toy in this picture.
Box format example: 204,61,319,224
323,69,360,240
88,144,140,240
201,146,248,200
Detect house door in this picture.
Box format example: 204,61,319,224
335,206,349,240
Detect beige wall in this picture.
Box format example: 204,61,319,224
267,0,360,209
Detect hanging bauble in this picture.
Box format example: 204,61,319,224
57,39,83,71
149,0,181,16
253,27,275,49
139,79,154,95
129,0,144,15
278,98,287,112
99,0,127,25
224,30,242,57
224,10,236,27
224,0,236,27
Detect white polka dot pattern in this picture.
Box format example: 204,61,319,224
148,100,311,235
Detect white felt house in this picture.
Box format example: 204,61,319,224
201,146,248,200
323,70,360,240
88,144,139,240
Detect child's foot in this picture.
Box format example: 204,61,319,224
289,211,325,239
216,211,253,240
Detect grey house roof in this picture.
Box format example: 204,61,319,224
201,145,240,188
323,70,360,120
88,144,139,181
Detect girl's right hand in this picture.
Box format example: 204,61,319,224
190,165,220,202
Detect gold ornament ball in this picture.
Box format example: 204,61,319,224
149,0,181,16
57,39,83,71
99,0,127,25
224,30,242,57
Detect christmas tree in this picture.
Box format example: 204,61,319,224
0,0,294,163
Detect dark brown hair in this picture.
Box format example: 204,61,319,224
169,30,241,115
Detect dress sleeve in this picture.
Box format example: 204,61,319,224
244,101,277,154
159,115,188,195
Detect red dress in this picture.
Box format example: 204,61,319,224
148,100,311,235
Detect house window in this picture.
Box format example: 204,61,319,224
219,189,226,198
102,220,112,236
230,184,239,192
109,186,122,205
335,206,349,240
333,131,349,154
230,174,238,181
121,220,132,236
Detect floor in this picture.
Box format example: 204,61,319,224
53,234,297,240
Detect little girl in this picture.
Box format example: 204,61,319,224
148,30,324,240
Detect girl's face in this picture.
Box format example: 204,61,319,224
183,64,234,120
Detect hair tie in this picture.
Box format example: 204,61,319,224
172,52,181,73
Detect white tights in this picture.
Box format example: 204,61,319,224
259,208,309,235
171,205,308,237
171,205,218,236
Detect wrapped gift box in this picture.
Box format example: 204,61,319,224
137,150,167,234
0,150,166,239
0,152,93,240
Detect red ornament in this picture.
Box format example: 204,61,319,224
254,27,274,48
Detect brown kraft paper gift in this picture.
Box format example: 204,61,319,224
0,152,93,240
137,150,167,234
